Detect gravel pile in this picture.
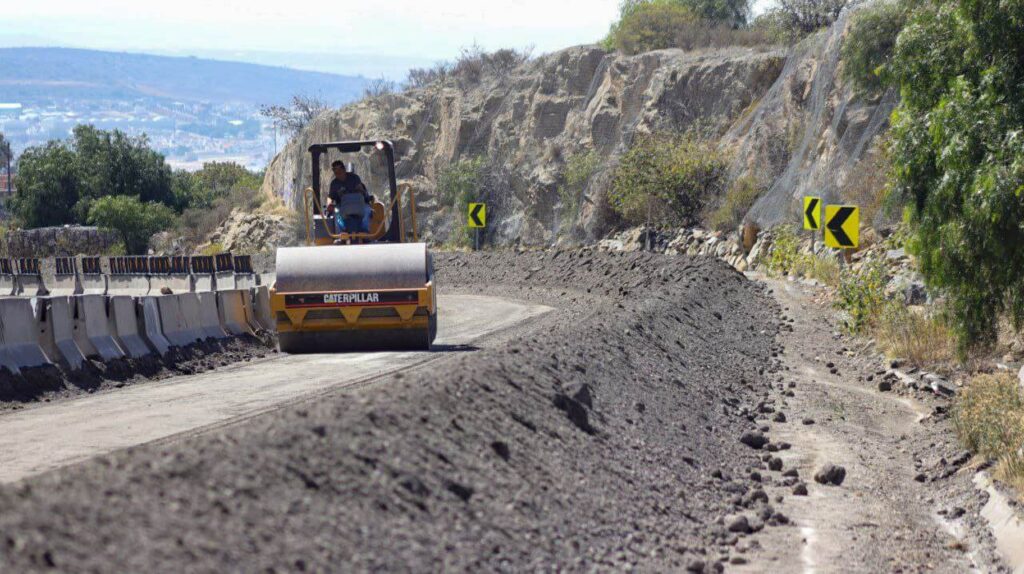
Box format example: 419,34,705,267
0,250,783,572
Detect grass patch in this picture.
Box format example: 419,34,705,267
559,150,601,227
763,226,841,286
954,373,1024,493
707,176,761,232
874,302,956,369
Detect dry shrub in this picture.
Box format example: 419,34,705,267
844,149,892,226
954,373,1024,492
707,175,762,232
874,302,956,368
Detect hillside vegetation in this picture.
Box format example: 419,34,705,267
10,125,265,254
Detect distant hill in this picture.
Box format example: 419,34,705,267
0,47,369,107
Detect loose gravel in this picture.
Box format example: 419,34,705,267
0,250,784,572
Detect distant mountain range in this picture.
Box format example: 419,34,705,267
0,47,370,107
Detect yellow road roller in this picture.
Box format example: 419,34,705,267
271,140,437,353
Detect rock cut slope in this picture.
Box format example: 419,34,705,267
261,46,787,244
0,252,784,572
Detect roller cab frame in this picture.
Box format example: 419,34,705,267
271,140,437,353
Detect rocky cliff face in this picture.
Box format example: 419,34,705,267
262,45,786,245
261,6,893,245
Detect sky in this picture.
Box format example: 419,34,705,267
2,1,624,69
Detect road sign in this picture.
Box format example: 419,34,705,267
824,205,859,249
803,196,822,230
468,203,486,228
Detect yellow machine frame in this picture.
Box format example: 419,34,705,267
269,140,436,351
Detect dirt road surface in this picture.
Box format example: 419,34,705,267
0,251,1016,572
0,294,551,483
731,276,1010,573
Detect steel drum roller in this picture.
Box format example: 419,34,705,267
275,243,430,293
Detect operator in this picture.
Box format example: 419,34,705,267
327,160,373,235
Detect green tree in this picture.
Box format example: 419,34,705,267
840,0,909,96
11,125,180,228
608,1,701,54
10,142,80,228
70,125,173,218
887,0,1024,350
87,195,175,255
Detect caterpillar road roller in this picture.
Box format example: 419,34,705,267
271,140,437,353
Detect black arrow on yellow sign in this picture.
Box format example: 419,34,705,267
804,197,821,230
826,206,858,248
468,203,486,228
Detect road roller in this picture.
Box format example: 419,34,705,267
271,140,437,353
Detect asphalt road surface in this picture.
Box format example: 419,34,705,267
0,294,551,484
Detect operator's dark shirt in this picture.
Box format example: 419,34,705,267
328,173,369,205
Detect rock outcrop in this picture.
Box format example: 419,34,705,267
262,4,894,245
262,45,786,245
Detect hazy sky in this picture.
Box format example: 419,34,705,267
3,1,623,60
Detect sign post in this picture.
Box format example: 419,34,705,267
468,203,486,251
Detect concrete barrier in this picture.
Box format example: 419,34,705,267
140,297,171,355
197,292,228,339
0,298,52,373
14,258,47,297
48,257,82,296
0,259,14,297
74,295,125,362
80,257,107,295
38,296,87,371
214,253,236,291
216,290,252,336
157,294,202,347
177,293,208,342
109,296,151,359
149,256,192,294
253,286,275,331
190,256,215,292
107,256,150,295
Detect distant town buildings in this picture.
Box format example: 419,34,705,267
0,99,276,172
0,173,14,196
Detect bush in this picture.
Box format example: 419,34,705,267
406,62,453,88
707,175,761,231
606,0,774,55
12,125,174,228
609,133,728,227
840,0,908,96
559,150,602,224
87,195,176,254
954,373,1024,491
437,157,486,247
175,186,264,249
887,0,1024,352
363,77,396,99
835,259,888,334
450,45,533,87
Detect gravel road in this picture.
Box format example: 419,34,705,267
0,294,551,484
0,251,783,572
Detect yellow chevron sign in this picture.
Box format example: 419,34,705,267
824,205,859,249
803,196,822,230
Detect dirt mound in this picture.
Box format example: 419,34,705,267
0,251,784,572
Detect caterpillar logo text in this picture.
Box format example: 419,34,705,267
325,293,380,305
